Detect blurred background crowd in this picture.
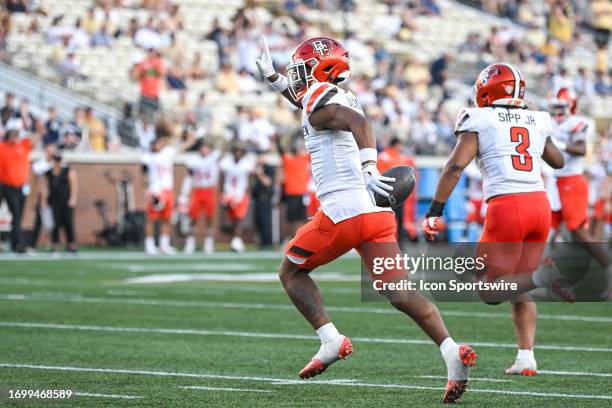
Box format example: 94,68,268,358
0,0,610,251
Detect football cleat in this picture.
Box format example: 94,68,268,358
230,236,245,253
298,336,353,379
506,358,537,376
551,278,576,303
443,345,477,403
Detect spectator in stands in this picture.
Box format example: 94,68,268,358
16,98,35,132
117,103,138,148
43,106,62,145
238,108,275,152
187,52,206,80
547,0,574,46
237,68,258,95
251,152,276,249
166,58,187,90
0,118,34,252
215,62,240,94
429,52,451,93
91,23,113,47
194,93,213,131
6,0,27,13
277,136,309,241
591,0,612,47
81,6,101,36
57,50,87,86
84,107,106,151
410,109,438,155
594,70,610,96
0,10,10,62
1,92,16,123
134,17,162,50
69,19,90,48
43,150,78,252
574,67,595,99
133,48,165,117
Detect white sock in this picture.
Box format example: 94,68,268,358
145,236,155,246
316,323,340,343
516,349,534,360
531,267,548,288
439,337,458,357
160,234,171,248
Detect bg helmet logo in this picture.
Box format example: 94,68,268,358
479,66,499,85
312,40,330,56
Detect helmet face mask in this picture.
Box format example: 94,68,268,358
286,58,317,101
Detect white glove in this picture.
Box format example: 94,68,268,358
363,162,394,204
256,36,275,79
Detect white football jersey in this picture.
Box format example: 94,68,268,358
300,82,390,223
141,146,175,194
552,115,590,177
186,150,221,188
455,106,553,201
219,154,255,200
540,161,561,212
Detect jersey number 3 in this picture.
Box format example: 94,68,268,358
510,127,532,172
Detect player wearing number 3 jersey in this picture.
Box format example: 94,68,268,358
424,63,572,377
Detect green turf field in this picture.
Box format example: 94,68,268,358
0,251,610,407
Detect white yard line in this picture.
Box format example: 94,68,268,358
0,293,609,324
418,375,511,382
179,386,273,393
539,370,612,378
1,363,611,401
74,391,143,399
0,321,610,353
0,251,286,261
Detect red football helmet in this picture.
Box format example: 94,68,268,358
548,87,577,120
473,63,525,107
286,37,350,101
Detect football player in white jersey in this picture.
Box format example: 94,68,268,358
423,63,570,376
548,88,611,296
219,143,255,253
141,132,196,255
258,36,477,403
180,141,222,255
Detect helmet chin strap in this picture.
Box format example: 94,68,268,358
333,70,350,85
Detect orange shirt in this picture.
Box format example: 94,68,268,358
0,138,32,187
282,153,310,195
137,56,165,99
378,147,414,173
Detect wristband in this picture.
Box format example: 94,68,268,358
359,148,377,167
270,75,288,93
427,200,445,217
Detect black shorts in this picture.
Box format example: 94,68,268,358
285,194,306,223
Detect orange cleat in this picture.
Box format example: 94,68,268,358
551,278,576,303
443,380,468,404
298,336,353,379
443,345,477,403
